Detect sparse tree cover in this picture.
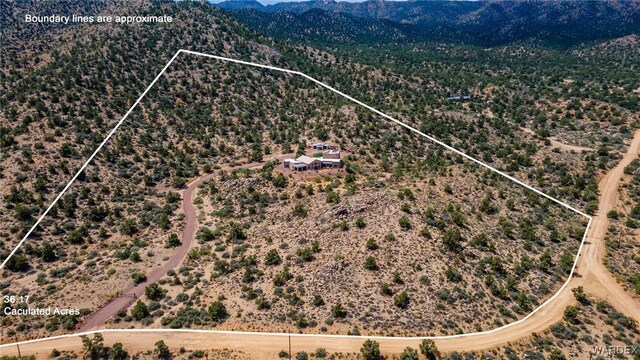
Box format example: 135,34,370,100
445,266,462,282
490,295,639,358
381,283,393,296
548,349,567,360
40,242,57,262
3,0,633,343
227,222,247,243
273,265,293,286
297,246,314,262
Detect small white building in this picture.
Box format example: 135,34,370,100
312,143,329,150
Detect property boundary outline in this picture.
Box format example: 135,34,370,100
0,49,593,347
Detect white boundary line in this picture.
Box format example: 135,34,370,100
0,50,182,270
0,49,592,348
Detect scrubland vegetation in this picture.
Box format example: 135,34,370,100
1,0,638,348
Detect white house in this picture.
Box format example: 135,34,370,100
283,150,343,171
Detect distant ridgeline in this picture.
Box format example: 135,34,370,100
210,0,640,46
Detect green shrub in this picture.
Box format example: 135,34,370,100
419,339,438,360
273,266,293,286
131,300,149,321
326,190,340,204
119,218,138,236
364,256,379,271
381,283,393,296
400,347,419,360
420,227,431,239
265,249,282,265
292,203,308,218
145,283,164,301
563,305,579,324
360,340,381,360
131,272,147,284
208,301,229,322
153,340,171,359
443,228,462,251
165,233,181,248
297,247,314,262
399,216,412,230
331,303,347,318
312,294,325,306
394,290,410,309
445,266,462,282
272,173,287,188
5,253,29,272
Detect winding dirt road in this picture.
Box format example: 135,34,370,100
3,133,639,358
79,172,216,331
79,154,292,331
580,129,640,318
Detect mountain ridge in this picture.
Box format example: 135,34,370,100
213,0,640,46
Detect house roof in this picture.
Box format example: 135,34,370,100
296,155,319,165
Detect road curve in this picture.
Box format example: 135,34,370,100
4,135,639,357
79,154,289,331
580,128,640,320
79,173,215,331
